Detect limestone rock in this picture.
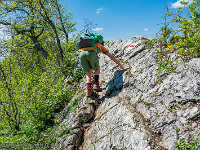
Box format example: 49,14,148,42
56,36,200,150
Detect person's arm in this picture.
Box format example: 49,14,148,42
105,51,129,70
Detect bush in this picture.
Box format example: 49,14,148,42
175,138,199,150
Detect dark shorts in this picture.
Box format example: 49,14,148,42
79,50,99,72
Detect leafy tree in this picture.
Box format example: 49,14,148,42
172,0,200,57
155,0,200,57
0,0,76,63
0,0,80,142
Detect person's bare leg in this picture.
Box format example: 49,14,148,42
86,69,94,96
86,69,93,83
94,66,100,75
94,66,102,92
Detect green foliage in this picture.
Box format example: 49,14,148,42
57,122,72,138
152,0,200,83
155,0,200,57
104,40,113,46
175,138,199,150
0,51,80,147
156,59,176,77
105,60,110,64
169,103,184,112
155,45,179,83
0,0,76,63
0,1,82,147
144,40,154,49
73,70,85,82
161,26,174,44
180,1,189,5
66,95,83,113
176,128,180,132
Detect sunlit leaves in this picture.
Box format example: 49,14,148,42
166,12,172,16
0,0,76,60
160,0,200,57
0,0,79,139
180,1,189,5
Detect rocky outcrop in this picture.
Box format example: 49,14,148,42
55,36,200,150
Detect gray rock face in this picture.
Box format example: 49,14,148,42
82,96,152,150
54,94,99,150
56,36,200,150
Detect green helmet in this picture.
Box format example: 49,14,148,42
93,34,104,45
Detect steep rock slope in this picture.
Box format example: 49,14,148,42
56,36,200,150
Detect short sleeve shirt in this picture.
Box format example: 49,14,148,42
95,43,108,54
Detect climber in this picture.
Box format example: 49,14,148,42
78,33,129,97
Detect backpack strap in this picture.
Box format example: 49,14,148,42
87,33,101,53
93,41,100,53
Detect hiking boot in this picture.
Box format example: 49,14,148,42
86,88,94,97
93,83,102,92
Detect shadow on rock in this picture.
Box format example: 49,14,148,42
101,70,125,101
